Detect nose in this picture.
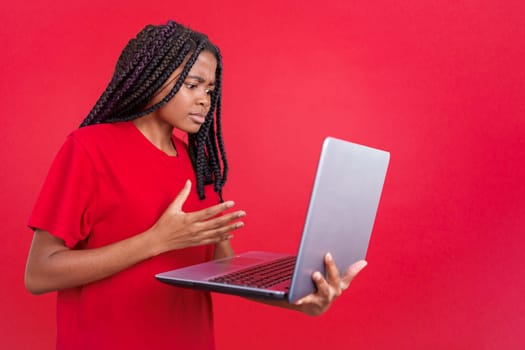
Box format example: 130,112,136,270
196,88,211,109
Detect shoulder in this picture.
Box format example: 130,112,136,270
62,122,135,164
66,122,136,155
69,122,130,145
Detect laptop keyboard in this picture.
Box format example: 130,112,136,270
209,256,297,288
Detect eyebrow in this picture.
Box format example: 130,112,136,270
186,75,215,85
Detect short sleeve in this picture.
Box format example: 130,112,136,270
28,134,98,248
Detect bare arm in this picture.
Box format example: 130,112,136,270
25,180,245,294
25,229,157,294
213,241,235,260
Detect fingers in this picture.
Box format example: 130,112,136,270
294,292,318,307
183,220,244,248
200,210,246,230
293,272,330,315
166,180,192,214
198,213,245,241
294,270,333,306
167,180,237,221
188,200,236,222
324,253,342,289
153,183,247,252
185,207,244,242
186,208,245,246
292,255,369,316
312,255,369,297
340,260,368,289
205,222,244,242
313,271,333,298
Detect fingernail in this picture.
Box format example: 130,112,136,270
326,253,333,261
237,211,246,218
235,222,244,228
225,201,234,208
313,272,322,281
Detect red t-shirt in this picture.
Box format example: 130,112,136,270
28,122,220,350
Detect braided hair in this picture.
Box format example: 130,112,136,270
80,20,228,201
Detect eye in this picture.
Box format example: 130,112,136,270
205,88,214,95
185,83,197,89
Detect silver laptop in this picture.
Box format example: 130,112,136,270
156,137,390,303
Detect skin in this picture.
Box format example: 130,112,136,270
24,50,367,316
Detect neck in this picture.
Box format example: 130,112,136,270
132,116,177,156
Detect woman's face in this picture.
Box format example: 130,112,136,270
149,50,217,133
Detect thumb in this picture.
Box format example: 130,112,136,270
342,260,368,286
166,179,192,214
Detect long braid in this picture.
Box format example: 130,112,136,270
114,29,192,116
81,23,178,127
97,24,179,120
190,95,215,199
107,42,193,121
212,54,228,190
187,45,227,200
80,20,229,201
124,39,207,121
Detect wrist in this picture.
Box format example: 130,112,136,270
140,226,164,257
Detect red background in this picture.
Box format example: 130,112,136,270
1,1,524,349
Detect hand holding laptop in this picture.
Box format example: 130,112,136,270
292,253,367,316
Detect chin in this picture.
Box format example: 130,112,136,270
179,124,203,134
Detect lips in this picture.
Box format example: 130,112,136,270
189,113,206,124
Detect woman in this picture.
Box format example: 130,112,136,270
25,20,367,350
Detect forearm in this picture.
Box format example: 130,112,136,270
25,193,245,295
213,241,234,259
25,229,157,294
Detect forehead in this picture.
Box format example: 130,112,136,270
187,51,217,82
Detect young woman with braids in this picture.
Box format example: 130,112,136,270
24,20,367,350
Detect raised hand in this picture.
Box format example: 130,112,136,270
148,180,246,256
